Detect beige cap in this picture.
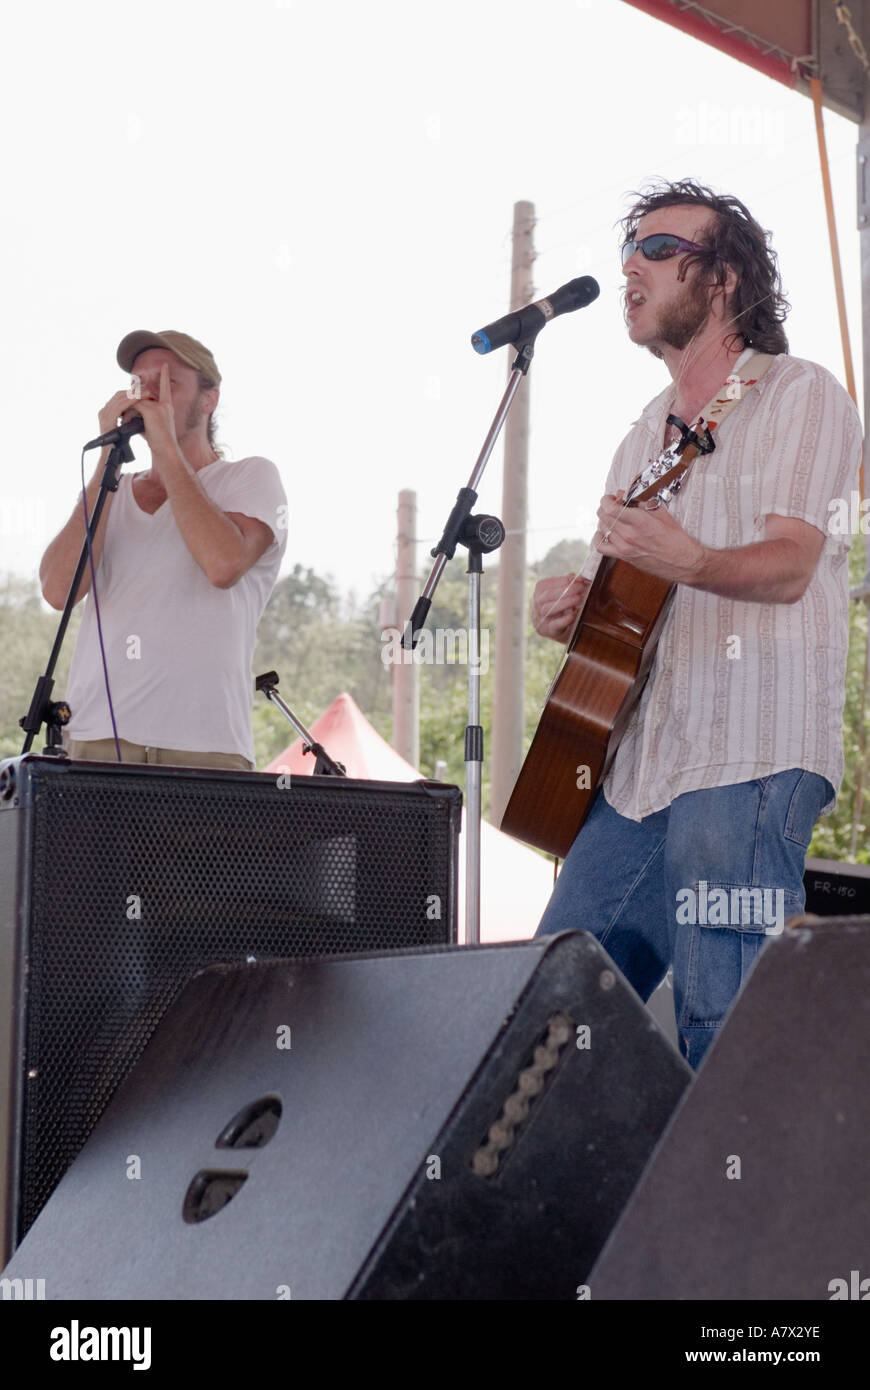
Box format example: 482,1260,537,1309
116,329,221,385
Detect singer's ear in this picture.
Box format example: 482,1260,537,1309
201,383,220,414
712,261,738,309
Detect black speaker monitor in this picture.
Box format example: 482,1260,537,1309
590,915,870,1300
3,934,691,1299
0,754,460,1260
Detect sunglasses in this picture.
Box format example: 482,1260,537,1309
620,233,707,267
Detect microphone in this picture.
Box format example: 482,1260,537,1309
84,415,146,452
471,276,599,354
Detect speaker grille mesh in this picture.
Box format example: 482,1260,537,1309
3,759,459,1243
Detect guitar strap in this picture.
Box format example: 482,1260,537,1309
694,350,776,436
626,352,777,509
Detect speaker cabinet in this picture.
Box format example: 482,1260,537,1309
2,934,691,1298
803,856,870,916
590,916,870,1300
0,754,460,1259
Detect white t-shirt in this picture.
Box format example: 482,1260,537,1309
65,456,288,761
577,354,862,821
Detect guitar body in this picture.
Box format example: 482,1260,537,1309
501,359,769,859
500,554,675,857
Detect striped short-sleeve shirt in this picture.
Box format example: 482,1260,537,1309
579,353,863,822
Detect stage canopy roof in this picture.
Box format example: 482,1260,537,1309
623,1,869,121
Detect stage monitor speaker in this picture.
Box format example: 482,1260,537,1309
803,856,870,916
2,934,691,1299
0,754,461,1261
590,915,870,1300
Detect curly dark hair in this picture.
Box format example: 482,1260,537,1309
620,179,790,355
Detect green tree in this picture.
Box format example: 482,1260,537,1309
251,564,393,768
534,537,589,577
809,531,870,861
0,574,81,757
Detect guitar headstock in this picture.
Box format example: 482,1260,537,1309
625,442,686,508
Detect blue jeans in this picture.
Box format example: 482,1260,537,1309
535,769,833,1070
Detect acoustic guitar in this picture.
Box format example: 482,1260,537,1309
500,419,714,858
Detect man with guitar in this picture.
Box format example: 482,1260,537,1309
528,180,862,1069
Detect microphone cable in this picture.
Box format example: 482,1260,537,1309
79,446,123,763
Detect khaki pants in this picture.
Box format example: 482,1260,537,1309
65,737,254,772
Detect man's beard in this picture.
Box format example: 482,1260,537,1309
644,272,714,360
182,393,207,435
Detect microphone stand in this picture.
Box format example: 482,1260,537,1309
19,438,133,755
255,672,346,776
402,336,537,945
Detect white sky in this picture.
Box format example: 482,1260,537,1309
1,0,863,605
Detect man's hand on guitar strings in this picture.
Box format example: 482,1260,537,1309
531,572,591,644
594,491,706,584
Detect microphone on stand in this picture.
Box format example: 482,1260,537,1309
83,415,146,452
471,275,599,354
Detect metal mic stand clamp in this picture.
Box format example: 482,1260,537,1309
255,672,346,776
402,336,535,945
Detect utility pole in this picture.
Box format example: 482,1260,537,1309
490,200,535,825
393,488,419,768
